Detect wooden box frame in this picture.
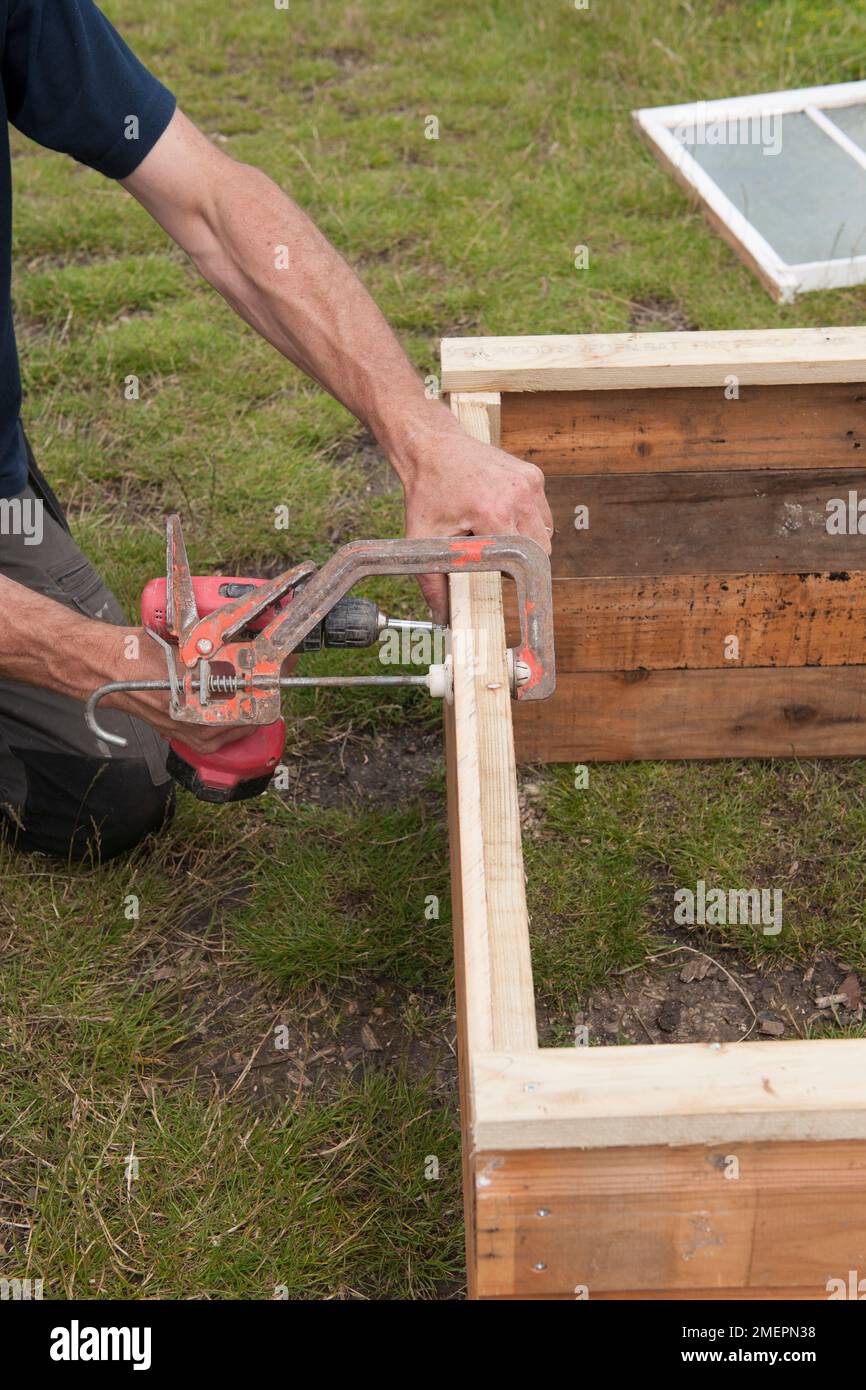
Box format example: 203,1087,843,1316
441,329,866,1300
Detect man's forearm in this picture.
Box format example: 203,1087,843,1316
124,110,553,621
0,576,245,752
201,163,456,477
124,113,457,482
0,575,119,700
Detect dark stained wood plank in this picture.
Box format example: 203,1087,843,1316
546,469,866,577
503,571,866,672
512,666,866,762
500,382,866,476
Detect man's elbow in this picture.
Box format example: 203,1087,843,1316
123,108,255,257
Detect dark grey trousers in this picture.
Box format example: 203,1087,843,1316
0,454,173,861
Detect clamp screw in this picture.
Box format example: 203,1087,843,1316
506,649,532,694
196,638,214,655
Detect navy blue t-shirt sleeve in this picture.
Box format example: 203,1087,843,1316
2,0,176,178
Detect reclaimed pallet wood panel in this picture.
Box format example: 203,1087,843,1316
545,469,866,578
474,1141,866,1299
499,381,866,475
511,665,866,762
504,571,866,671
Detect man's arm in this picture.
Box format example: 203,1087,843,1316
122,111,553,622
0,575,241,753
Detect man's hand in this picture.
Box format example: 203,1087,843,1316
400,419,553,624
102,627,253,754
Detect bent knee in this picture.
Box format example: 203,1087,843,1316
1,752,175,862
74,764,176,861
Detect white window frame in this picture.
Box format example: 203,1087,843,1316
633,80,866,303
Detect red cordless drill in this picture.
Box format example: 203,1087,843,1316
140,575,401,803
84,516,555,805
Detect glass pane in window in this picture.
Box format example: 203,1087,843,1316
823,102,866,154
674,110,866,264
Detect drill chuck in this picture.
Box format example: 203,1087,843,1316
299,596,383,650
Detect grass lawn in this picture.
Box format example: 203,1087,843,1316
3,0,866,1298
